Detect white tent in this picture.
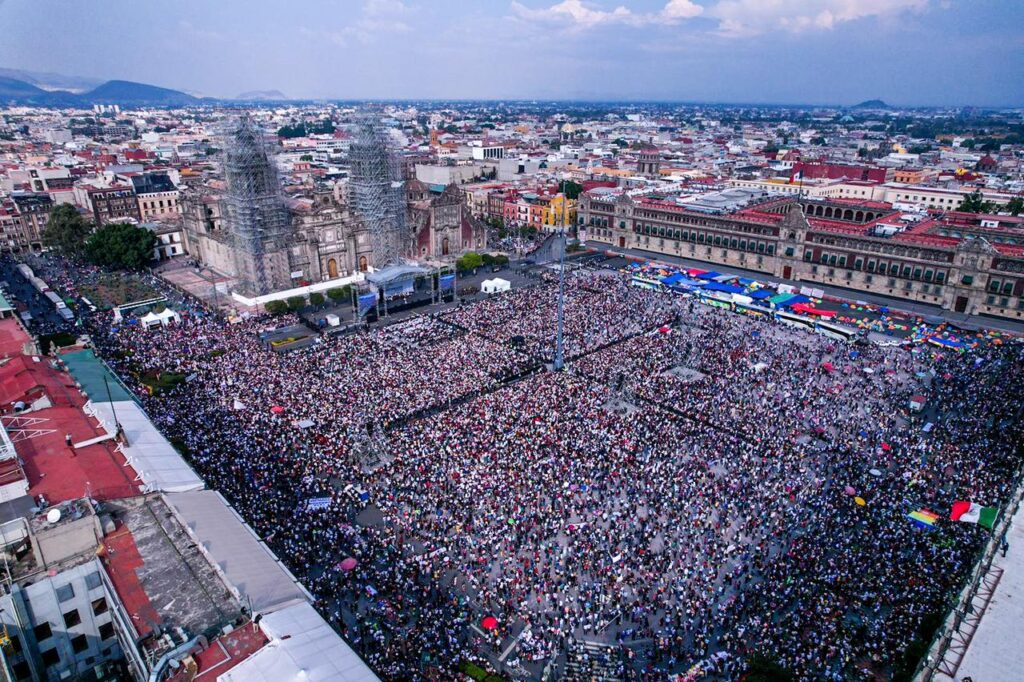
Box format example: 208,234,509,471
140,308,181,330
481,278,511,295
219,602,379,682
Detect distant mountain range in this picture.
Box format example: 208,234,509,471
235,89,288,101
0,67,103,93
0,74,203,107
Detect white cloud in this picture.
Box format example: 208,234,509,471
300,0,413,47
708,0,932,37
510,0,702,30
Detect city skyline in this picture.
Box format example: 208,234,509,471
1,0,1022,107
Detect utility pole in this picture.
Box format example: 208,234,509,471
553,179,566,371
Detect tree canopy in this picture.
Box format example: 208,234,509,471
42,203,93,257
456,252,484,272
957,190,997,214
562,181,584,200
84,223,157,270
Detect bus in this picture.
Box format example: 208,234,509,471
775,309,816,331
815,319,860,343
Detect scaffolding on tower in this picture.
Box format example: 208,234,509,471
349,116,408,269
221,115,292,296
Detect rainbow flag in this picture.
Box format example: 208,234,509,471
909,509,939,529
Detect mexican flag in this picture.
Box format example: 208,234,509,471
950,501,998,530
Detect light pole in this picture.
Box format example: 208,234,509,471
553,179,567,371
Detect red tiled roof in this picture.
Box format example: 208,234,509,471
0,320,30,359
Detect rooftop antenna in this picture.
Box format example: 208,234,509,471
553,178,566,371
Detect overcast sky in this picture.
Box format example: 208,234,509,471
1,0,1021,106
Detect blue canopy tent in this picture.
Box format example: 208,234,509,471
747,289,774,300
695,271,721,280
703,282,745,294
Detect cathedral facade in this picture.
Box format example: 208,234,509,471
180,181,486,291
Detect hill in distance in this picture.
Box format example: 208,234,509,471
235,89,288,101
87,80,200,106
0,73,203,107
851,99,892,109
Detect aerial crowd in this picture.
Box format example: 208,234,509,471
55,263,1022,681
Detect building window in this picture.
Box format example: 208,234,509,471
56,584,75,602
987,295,996,305
962,275,974,285
99,622,115,640
63,609,81,628
34,622,53,641
40,647,60,667
71,634,88,654
1002,297,1010,307
12,661,30,680
854,258,863,270
1003,282,1014,295
865,275,873,284
924,270,933,282
804,251,812,261
989,280,1001,292
811,265,818,274
936,272,946,283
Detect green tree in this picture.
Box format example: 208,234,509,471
265,300,288,315
562,181,584,200
299,154,313,162
42,203,92,257
286,295,307,311
308,292,325,306
1005,196,1024,216
326,286,351,302
957,190,996,213
456,252,484,272
84,223,156,270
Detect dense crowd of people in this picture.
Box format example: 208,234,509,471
55,264,1024,681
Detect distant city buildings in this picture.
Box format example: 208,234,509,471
0,98,1019,308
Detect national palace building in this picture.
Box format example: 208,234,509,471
579,186,1024,321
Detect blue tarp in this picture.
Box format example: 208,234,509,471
671,277,706,289
695,271,721,280
928,337,965,349
747,289,774,300
703,282,745,294
778,294,811,308
660,273,685,285
738,278,756,285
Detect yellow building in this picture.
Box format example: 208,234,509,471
541,193,577,228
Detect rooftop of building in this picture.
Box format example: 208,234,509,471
101,495,241,646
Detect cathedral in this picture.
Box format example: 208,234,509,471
180,179,486,290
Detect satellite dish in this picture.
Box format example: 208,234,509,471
46,508,61,524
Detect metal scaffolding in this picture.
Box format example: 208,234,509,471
349,116,407,269
221,115,292,296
